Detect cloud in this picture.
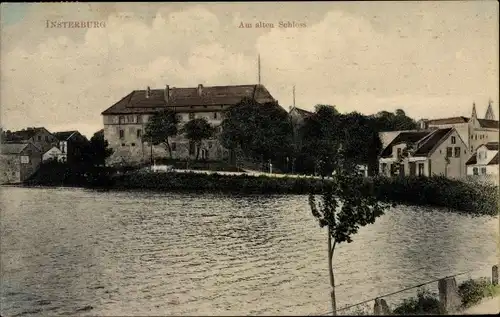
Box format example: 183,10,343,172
1,3,498,138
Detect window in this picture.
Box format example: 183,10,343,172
418,163,425,176
137,115,142,123
475,135,477,140
213,112,218,119
131,143,136,146
45,136,49,142
470,146,473,152
446,147,453,158
473,167,478,175
119,116,124,124
121,143,126,146
189,112,195,120
381,163,387,174
484,151,487,159
20,156,29,164
172,142,177,151
189,141,195,155
470,135,473,139
454,147,460,158
451,136,456,144
37,136,41,141
137,129,142,138
397,148,402,159
481,167,487,175
478,152,482,160
119,129,124,139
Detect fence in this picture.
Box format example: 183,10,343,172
312,264,499,316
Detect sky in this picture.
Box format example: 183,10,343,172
1,1,498,138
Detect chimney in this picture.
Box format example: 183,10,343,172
197,84,203,96
419,119,429,130
164,85,170,103
146,86,151,99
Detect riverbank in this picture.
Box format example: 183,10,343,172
21,167,499,216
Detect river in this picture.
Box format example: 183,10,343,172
0,187,498,316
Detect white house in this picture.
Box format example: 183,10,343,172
379,127,469,178
42,146,65,162
465,142,498,176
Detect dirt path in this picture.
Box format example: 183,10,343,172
462,296,499,315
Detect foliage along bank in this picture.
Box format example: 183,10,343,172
107,172,497,216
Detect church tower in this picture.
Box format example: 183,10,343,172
484,98,495,120
471,102,477,119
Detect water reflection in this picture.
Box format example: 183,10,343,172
0,187,497,316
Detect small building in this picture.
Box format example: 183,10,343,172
53,130,90,164
4,127,58,153
42,146,65,162
379,127,468,178
0,142,42,184
465,142,499,176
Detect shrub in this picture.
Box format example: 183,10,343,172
392,289,440,315
458,278,500,308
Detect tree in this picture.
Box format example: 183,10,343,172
220,97,293,165
309,172,392,315
297,105,343,175
143,109,179,159
182,117,215,160
375,109,417,131
88,129,113,167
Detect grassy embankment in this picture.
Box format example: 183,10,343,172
24,161,498,216
346,278,500,315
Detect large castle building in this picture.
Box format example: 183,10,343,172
101,84,276,166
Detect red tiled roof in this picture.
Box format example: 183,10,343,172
427,117,469,125
380,128,456,158
465,153,477,165
488,153,499,165
477,119,499,129
380,131,431,158
412,128,454,157
6,127,49,141
102,84,276,115
53,131,78,141
1,143,29,154
484,142,499,151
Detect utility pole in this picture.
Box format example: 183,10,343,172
258,54,261,85
293,85,296,108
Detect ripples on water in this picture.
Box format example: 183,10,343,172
0,187,498,316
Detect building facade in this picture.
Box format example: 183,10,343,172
419,100,499,155
3,127,59,153
101,84,276,166
379,127,468,178
465,142,498,176
0,142,42,184
53,131,90,164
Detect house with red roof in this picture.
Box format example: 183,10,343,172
465,142,498,183
101,84,277,165
379,127,468,178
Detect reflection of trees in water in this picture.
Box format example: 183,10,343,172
193,194,300,258
381,206,495,284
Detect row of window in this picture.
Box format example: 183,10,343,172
445,147,461,158
117,112,223,125
472,167,487,175
118,126,222,140
381,162,426,176
471,134,488,140
120,141,215,153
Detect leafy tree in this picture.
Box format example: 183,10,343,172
340,112,383,175
309,173,392,315
220,97,293,165
182,117,215,160
375,109,417,131
143,109,179,159
88,129,113,167
297,105,343,175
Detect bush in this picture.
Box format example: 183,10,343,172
458,278,500,308
392,289,440,315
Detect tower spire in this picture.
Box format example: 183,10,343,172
471,101,477,119
485,98,495,120
258,54,261,85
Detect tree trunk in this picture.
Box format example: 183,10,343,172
328,228,337,316
195,142,201,160
165,138,173,159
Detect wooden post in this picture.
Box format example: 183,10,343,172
438,277,461,314
492,265,498,285
373,298,391,315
